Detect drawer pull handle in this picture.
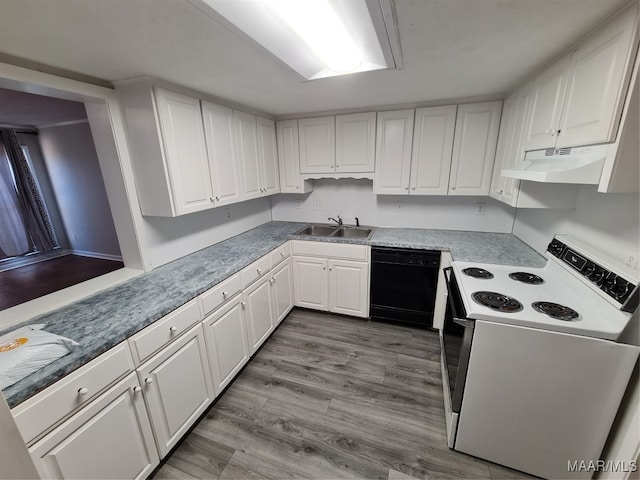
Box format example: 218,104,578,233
144,377,153,385
133,386,142,393
77,387,89,396
169,326,177,333
222,291,229,297
280,252,285,257
241,302,246,309
257,268,262,274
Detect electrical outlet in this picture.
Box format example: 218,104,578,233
475,202,486,215
624,252,637,268
313,200,323,211
225,208,231,219
396,201,404,211
296,200,302,209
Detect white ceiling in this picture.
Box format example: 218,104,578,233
0,0,630,117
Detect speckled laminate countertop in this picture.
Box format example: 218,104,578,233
1,221,544,408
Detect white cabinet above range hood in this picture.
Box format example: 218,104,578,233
501,144,611,184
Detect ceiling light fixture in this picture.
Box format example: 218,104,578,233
195,0,402,81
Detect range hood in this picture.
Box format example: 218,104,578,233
502,144,609,184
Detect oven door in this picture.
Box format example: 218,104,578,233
441,267,475,414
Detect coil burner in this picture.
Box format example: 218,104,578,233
532,302,580,321
509,272,545,285
463,268,494,279
472,291,523,313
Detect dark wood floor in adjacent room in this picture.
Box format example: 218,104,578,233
154,309,532,480
0,254,124,310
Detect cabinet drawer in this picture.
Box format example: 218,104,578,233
240,255,271,288
199,273,242,317
12,342,134,445
128,299,201,365
291,240,369,261
270,242,291,267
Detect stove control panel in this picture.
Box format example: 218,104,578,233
547,239,638,311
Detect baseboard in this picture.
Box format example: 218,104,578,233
0,249,70,273
70,250,123,262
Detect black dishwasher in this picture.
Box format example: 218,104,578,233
370,247,440,329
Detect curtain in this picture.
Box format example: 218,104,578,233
0,129,58,259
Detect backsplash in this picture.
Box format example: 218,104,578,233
270,178,515,232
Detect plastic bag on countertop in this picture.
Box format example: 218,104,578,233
0,324,79,390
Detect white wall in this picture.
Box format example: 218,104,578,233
39,122,121,259
271,178,515,232
513,185,640,270
139,197,272,269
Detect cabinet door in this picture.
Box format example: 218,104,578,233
154,88,213,215
373,109,414,195
449,101,502,195
243,276,275,354
30,373,158,480
276,120,312,193
271,260,293,326
234,110,262,201
523,57,571,151
299,116,336,174
328,259,369,318
335,112,376,173
257,116,281,195
292,256,329,311
490,94,517,203
138,324,214,458
503,86,534,206
202,295,250,394
410,106,457,195
557,6,639,148
201,101,243,206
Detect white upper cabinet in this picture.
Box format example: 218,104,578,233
373,109,415,195
154,88,214,216
201,101,242,207
524,3,638,151
524,58,571,151
491,88,528,206
256,116,281,196
558,5,639,148
335,112,376,173
299,116,336,174
234,110,262,201
410,106,457,195
276,120,313,193
117,81,281,216
449,101,502,196
599,47,639,193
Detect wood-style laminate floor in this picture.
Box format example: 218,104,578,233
0,254,124,310
154,309,533,480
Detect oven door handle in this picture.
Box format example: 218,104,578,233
443,267,473,328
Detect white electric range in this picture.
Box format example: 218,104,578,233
440,235,639,479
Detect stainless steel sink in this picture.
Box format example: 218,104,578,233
295,224,339,236
331,227,374,239
294,224,374,240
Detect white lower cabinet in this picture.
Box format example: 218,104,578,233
292,242,370,318
270,259,294,325
202,294,250,394
243,275,276,354
292,255,330,311
138,324,214,458
328,259,370,318
29,373,158,480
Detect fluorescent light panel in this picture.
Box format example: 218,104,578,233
202,0,395,80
